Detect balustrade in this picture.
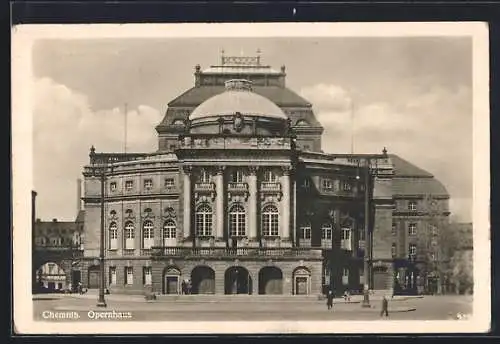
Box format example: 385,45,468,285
260,182,281,192
194,182,216,192
227,182,249,192
151,246,321,258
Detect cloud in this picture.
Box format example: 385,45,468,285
300,83,352,112
301,82,473,222
33,77,162,221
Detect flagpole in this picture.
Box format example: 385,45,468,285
124,103,128,154
350,98,355,155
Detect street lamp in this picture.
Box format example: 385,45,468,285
89,145,111,308
361,157,371,308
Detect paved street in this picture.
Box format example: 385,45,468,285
33,294,472,322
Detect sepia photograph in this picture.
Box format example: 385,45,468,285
12,22,490,334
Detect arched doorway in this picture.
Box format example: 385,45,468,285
87,265,100,289
293,267,311,295
191,266,215,294
225,266,252,294
163,266,181,294
258,267,283,294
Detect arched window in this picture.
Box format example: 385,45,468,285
163,220,176,245
142,220,154,249
321,223,332,240
299,223,311,239
109,222,118,250
124,221,135,249
195,204,213,236
262,205,279,236
229,204,246,236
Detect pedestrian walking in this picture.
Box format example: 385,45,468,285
181,280,186,295
380,295,389,317
326,290,334,310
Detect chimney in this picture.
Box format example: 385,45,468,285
52,218,57,222
76,178,82,215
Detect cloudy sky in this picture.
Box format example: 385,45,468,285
32,36,472,222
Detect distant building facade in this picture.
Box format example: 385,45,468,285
80,54,450,296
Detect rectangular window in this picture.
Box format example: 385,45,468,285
109,182,117,192
109,267,116,285
110,229,118,250
125,180,134,191
343,181,352,191
144,179,153,190
164,178,175,188
300,226,311,239
408,223,417,236
322,179,333,190
321,226,332,239
342,268,349,286
231,170,244,183
199,169,210,183
263,170,277,183
409,244,417,258
341,228,352,250
125,267,133,285
408,201,417,211
143,267,152,285
391,243,396,257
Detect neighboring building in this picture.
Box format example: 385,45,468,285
80,53,450,296
32,181,85,292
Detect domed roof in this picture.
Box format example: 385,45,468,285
189,79,288,121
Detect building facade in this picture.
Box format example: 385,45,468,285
79,54,450,296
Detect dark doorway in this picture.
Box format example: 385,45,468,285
225,267,252,294
165,276,179,294
258,267,283,294
88,265,100,289
71,270,81,288
191,266,215,294
295,277,308,295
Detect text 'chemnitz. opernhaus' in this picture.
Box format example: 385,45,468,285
79,53,449,296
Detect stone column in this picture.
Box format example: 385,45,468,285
182,166,192,242
281,166,291,246
215,166,225,246
248,167,258,247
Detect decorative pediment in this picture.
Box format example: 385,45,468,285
195,193,216,202
108,210,118,221
124,209,135,220
142,208,155,220
260,192,282,202
163,207,177,220
228,193,249,203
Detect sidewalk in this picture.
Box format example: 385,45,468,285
46,290,423,306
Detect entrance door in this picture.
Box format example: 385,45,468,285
295,277,308,295
71,270,81,288
373,271,387,290
165,276,178,294
88,269,100,289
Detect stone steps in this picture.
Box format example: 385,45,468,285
156,294,321,302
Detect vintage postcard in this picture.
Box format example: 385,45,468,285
12,22,490,334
